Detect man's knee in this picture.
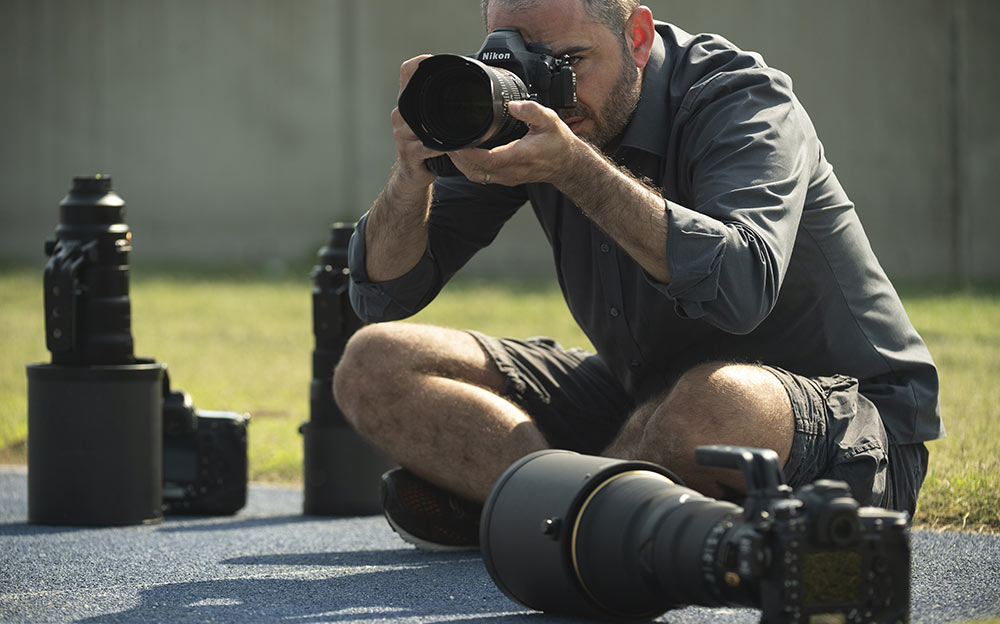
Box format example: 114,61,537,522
333,322,505,430
667,362,771,421
333,324,412,426
337,323,408,376
659,362,794,455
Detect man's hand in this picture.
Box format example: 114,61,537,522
364,56,439,283
447,101,584,188
390,55,440,190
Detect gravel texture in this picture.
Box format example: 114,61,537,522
1,467,997,623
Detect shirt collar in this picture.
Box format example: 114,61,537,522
617,26,670,158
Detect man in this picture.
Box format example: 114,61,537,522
333,0,943,551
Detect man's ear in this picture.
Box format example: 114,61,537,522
626,6,655,68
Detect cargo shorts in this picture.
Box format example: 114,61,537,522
467,331,928,516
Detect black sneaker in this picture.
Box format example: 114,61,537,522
379,468,482,552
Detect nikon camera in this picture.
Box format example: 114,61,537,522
397,27,576,176
162,371,248,515
481,446,910,623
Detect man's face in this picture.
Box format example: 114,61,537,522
486,0,642,149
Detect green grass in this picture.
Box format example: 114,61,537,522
897,283,1000,532
1,265,998,532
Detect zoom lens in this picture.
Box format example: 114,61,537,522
398,54,531,151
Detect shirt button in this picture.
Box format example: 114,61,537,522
600,243,610,253
630,360,641,369
609,306,620,317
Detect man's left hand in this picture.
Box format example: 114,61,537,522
447,101,584,188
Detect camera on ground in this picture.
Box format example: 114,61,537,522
163,372,248,515
481,445,909,623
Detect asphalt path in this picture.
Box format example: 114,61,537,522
1,466,997,623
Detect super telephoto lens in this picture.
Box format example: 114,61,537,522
399,54,531,151
28,175,165,527
480,450,744,621
482,448,912,623
45,175,135,366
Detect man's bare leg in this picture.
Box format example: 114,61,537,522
333,322,549,502
603,362,795,498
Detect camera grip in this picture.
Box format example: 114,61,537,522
695,445,786,491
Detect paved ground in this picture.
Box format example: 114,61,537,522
1,466,998,623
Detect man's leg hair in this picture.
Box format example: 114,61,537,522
603,361,795,499
334,322,549,502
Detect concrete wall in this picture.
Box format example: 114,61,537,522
1,0,997,278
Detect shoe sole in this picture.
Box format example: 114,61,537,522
383,510,479,553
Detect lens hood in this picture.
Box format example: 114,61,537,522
398,54,529,151
480,450,679,621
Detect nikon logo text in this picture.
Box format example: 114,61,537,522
481,52,512,61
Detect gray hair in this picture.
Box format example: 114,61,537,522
481,0,640,41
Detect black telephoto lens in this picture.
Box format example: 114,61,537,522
481,450,755,621
28,175,165,527
483,448,911,623
44,175,135,365
571,469,747,615
398,54,531,151
301,223,395,516
482,450,744,621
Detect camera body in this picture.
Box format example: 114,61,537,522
162,375,249,515
481,446,910,623
472,27,577,117
398,28,576,175
708,475,910,622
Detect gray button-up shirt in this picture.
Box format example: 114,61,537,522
348,22,943,445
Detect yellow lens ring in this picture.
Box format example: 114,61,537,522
569,470,675,612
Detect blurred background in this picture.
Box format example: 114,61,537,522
2,1,999,530
2,0,998,279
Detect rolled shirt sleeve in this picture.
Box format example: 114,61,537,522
348,176,528,323
654,60,814,334
347,214,440,322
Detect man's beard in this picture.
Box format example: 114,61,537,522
576,47,643,150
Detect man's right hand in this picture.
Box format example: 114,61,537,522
390,55,439,190
363,56,439,283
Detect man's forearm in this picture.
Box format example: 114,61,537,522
556,140,671,284
364,162,434,282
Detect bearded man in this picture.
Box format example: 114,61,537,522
333,0,943,551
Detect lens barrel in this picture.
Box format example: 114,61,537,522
301,223,395,516
398,54,531,151
482,450,741,621
573,470,743,614
45,175,135,365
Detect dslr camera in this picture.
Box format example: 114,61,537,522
163,372,249,515
481,446,910,623
397,28,577,176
